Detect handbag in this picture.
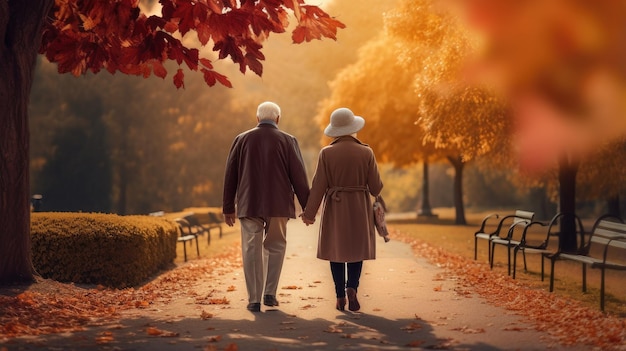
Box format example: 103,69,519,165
373,195,390,242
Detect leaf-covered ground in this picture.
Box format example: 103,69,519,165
0,242,242,343
1,223,625,350
393,229,626,350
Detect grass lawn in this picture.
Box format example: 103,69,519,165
387,207,626,318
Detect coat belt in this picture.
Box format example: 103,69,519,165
327,186,368,201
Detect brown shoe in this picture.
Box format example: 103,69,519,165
346,288,360,311
336,297,346,311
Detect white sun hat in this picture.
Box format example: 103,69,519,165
324,107,365,137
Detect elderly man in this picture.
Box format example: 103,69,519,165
222,101,310,312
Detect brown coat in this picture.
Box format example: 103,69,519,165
303,136,383,262
222,123,310,218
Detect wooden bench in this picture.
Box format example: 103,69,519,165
206,212,223,238
473,210,535,263
489,216,534,275
547,215,626,311
182,213,209,244
174,217,200,262
512,212,584,279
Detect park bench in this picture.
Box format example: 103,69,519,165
206,212,223,238
489,217,535,275
473,210,535,263
182,213,210,244
174,217,200,262
547,215,626,311
511,212,584,279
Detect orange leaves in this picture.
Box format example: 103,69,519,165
146,326,179,337
195,290,230,305
282,285,302,290
405,340,425,347
200,310,214,320
401,322,422,332
135,300,150,308
394,231,626,350
207,297,230,305
95,331,115,344
207,334,222,342
0,242,241,341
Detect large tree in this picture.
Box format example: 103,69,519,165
314,33,443,218
316,0,509,224
0,0,344,284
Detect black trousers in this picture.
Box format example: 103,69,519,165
330,261,363,298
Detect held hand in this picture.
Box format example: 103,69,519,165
300,213,315,226
224,213,236,227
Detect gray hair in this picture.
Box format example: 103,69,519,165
257,101,281,121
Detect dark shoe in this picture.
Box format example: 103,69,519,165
247,303,261,312
263,295,279,307
336,297,346,311
346,288,360,312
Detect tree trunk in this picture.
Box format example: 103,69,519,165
417,160,435,217
447,155,466,225
606,195,620,218
0,0,53,284
558,154,579,253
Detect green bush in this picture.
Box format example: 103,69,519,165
31,213,179,288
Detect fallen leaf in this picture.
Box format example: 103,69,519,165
452,326,486,334
282,286,301,290
146,326,179,337
402,322,422,331
208,335,222,342
324,326,342,333
406,340,425,347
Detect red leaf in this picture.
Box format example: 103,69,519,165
292,6,345,43
201,68,232,88
151,61,167,78
244,53,263,76
199,58,214,69
172,0,196,35
214,37,244,65
196,21,212,45
173,69,185,89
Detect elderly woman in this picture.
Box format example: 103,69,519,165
301,107,384,312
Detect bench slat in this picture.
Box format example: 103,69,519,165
551,217,626,311
596,220,626,234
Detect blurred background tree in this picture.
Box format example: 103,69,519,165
27,0,626,223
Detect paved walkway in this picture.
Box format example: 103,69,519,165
4,219,590,351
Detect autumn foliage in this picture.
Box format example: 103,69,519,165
40,0,345,88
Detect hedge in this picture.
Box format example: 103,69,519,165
31,213,179,288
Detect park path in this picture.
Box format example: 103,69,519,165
3,219,591,351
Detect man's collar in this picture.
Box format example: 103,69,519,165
258,120,278,127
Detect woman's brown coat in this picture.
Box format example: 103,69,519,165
303,136,383,262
